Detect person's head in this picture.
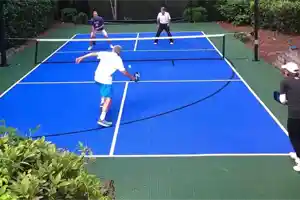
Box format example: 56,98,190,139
113,45,122,55
161,7,166,14
93,10,98,17
281,62,299,78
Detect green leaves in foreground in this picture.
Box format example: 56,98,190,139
0,123,113,200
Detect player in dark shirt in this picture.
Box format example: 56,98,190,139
278,62,300,172
88,10,113,50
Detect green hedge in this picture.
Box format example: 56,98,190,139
259,0,300,33
183,7,208,22
215,0,300,33
0,122,113,200
215,0,251,25
61,7,77,22
73,12,89,24
4,0,56,48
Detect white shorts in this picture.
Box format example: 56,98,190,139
91,29,108,37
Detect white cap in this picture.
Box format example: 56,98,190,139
281,62,299,73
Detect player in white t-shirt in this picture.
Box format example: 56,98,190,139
76,45,137,127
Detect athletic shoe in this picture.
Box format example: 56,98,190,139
293,164,300,172
97,120,112,127
88,46,93,51
170,42,173,44
110,44,114,48
154,42,157,45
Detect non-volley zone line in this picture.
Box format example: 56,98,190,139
55,49,218,54
84,153,290,158
19,79,242,85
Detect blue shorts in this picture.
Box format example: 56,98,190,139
97,83,112,98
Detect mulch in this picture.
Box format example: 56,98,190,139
218,22,300,67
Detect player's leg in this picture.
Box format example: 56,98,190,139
164,25,174,44
98,84,113,127
102,29,114,49
88,30,96,50
287,118,300,171
154,24,163,44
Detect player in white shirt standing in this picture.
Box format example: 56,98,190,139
154,7,174,45
75,45,138,127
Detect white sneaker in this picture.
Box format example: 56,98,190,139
154,42,157,45
290,152,298,159
88,46,93,51
293,164,300,172
170,42,174,45
97,120,112,127
110,44,114,48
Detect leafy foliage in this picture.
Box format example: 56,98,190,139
215,0,250,25
73,12,89,24
183,6,208,22
214,0,300,33
60,8,77,22
0,122,113,200
4,0,56,48
259,0,300,33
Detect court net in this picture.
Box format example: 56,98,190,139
33,33,226,64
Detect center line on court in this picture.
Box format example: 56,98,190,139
109,81,129,156
134,33,140,51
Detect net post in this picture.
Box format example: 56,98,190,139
253,0,259,61
34,40,39,64
0,0,8,67
222,34,226,59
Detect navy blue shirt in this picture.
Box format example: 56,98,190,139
91,16,104,31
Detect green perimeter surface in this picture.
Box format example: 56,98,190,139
1,22,299,199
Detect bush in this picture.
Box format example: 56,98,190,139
4,0,56,48
234,32,252,43
215,0,250,25
183,6,208,22
61,8,77,22
259,0,300,33
73,12,89,24
0,122,114,200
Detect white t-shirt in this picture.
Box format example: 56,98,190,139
94,51,125,84
157,12,171,24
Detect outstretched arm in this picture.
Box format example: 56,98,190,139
76,52,99,63
120,70,136,81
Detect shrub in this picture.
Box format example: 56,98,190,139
183,6,208,22
215,0,250,25
73,12,89,24
4,0,56,48
234,32,252,43
0,122,114,200
259,0,300,33
60,8,77,22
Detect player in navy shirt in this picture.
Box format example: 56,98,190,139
88,11,113,50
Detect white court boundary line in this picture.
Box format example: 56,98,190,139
55,48,216,54
109,34,139,156
0,34,78,98
18,79,242,85
76,31,204,35
109,82,129,156
85,153,290,158
201,31,289,136
133,32,139,51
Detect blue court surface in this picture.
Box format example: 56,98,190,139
0,31,293,156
